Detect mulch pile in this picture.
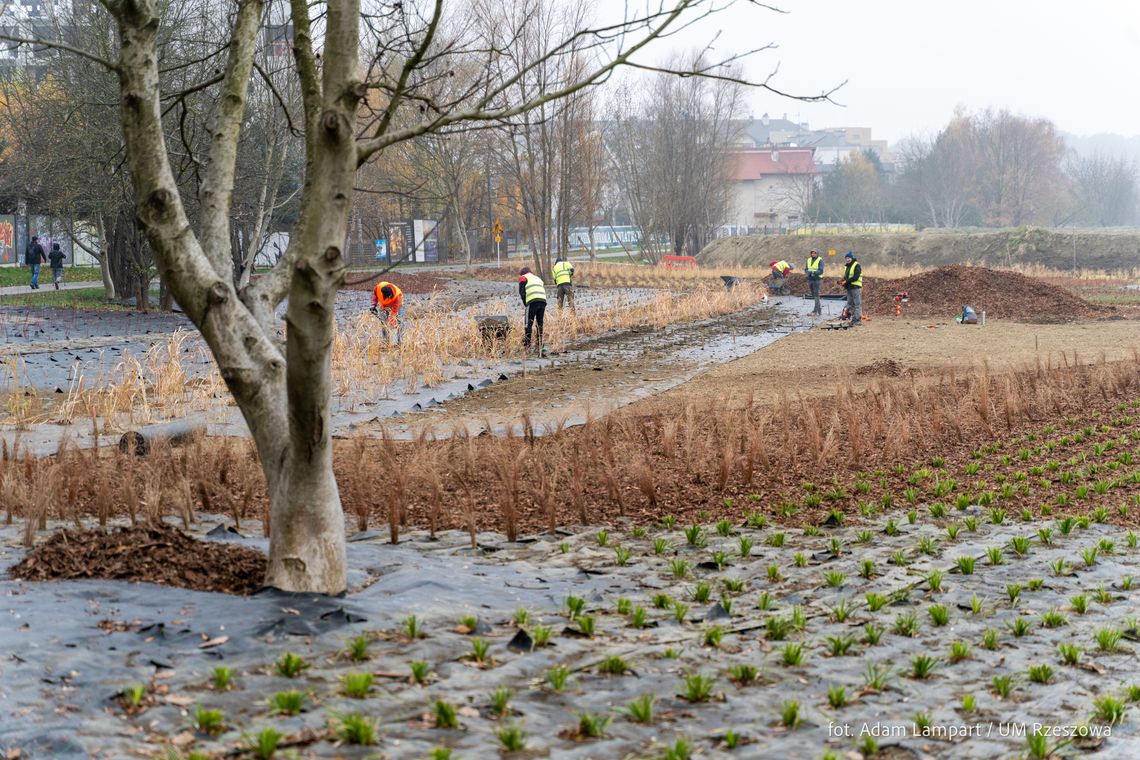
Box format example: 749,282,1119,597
341,271,452,294
9,524,266,595
771,265,1112,322
863,265,1113,322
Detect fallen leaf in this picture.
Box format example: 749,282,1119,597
170,732,195,747
198,635,229,649
164,694,195,707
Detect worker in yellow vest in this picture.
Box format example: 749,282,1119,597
552,256,576,311
769,259,795,295
839,251,863,326
518,266,547,352
805,249,824,316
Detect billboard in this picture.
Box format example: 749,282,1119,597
388,222,410,263
0,216,14,264
412,219,439,263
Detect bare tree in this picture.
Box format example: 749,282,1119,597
607,53,744,260
1064,152,1138,226
896,109,1068,229
10,0,832,593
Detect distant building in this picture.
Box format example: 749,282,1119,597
734,113,810,148
733,115,893,168
0,0,55,78
729,147,816,229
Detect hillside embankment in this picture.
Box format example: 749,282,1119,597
700,227,1140,273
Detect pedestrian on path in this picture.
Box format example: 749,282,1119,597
552,256,575,312
48,243,65,290
25,235,46,290
805,248,824,315
518,266,547,353
839,251,863,326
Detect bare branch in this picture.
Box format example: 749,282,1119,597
0,33,119,72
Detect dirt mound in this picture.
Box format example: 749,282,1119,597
341,271,452,294
863,265,1112,322
9,524,266,595
855,358,907,377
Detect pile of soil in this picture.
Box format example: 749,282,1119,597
855,358,907,377
862,265,1113,322
341,271,452,294
9,524,266,595
769,265,1110,322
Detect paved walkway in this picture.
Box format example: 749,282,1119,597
0,279,106,297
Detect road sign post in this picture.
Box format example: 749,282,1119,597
492,219,504,266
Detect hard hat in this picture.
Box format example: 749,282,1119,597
519,266,531,276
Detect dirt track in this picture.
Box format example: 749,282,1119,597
626,316,1140,414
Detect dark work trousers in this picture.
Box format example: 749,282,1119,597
557,282,575,310
809,278,822,315
525,300,546,349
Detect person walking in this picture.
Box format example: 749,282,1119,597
25,235,46,290
768,259,794,294
839,251,863,326
551,256,575,311
518,266,547,353
805,248,824,315
370,280,404,344
48,243,65,290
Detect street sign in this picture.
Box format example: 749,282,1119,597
493,219,503,235
828,248,837,256
495,234,501,243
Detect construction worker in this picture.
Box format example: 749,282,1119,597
769,259,794,295
370,280,403,344
805,249,824,316
839,252,863,326
552,256,575,311
518,266,547,352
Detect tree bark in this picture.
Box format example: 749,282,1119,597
107,0,351,593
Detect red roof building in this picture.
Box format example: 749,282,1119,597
731,148,816,180
728,147,817,229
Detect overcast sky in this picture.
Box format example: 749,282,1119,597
633,0,1140,144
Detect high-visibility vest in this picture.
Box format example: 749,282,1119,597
843,261,862,288
772,260,791,274
373,281,403,310
552,260,573,285
522,273,547,304
806,256,823,276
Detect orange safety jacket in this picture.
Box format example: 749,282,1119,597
372,281,403,325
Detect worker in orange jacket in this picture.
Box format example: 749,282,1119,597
370,281,403,344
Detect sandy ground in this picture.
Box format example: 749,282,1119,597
626,316,1140,413
394,312,1140,429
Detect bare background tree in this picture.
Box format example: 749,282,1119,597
606,53,743,262
1064,152,1138,227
